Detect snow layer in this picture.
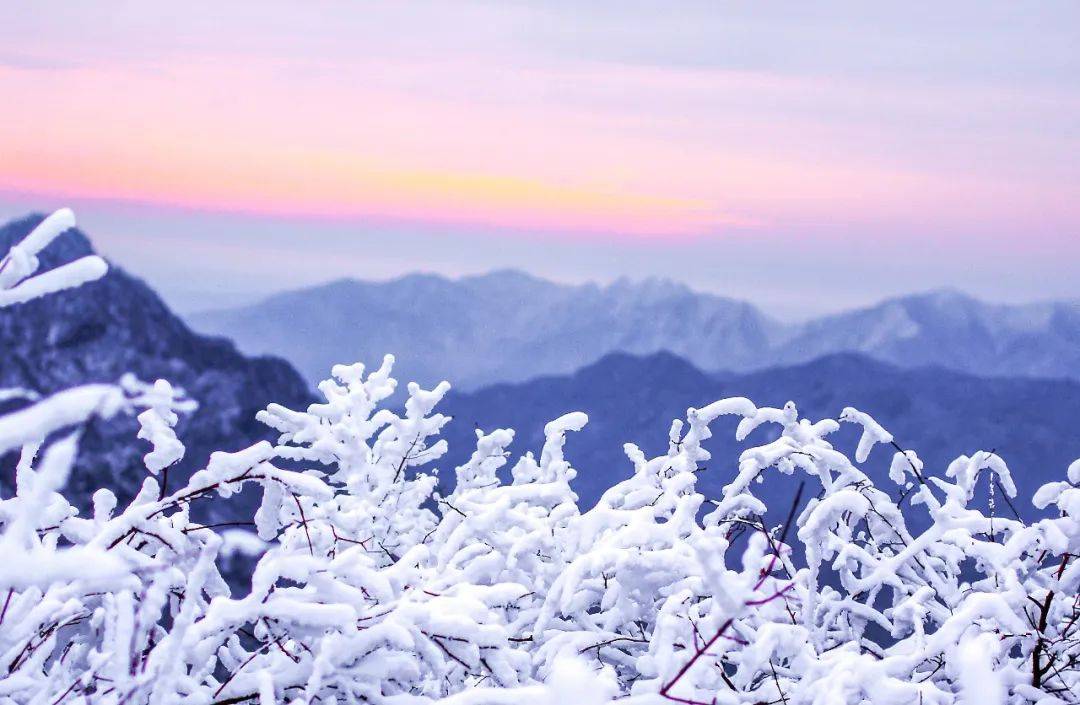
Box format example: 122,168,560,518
1,210,1078,704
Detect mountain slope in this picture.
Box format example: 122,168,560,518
0,214,314,516
777,289,1080,378
439,351,1080,515
191,275,1080,390
190,270,782,389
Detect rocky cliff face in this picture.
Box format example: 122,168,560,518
0,214,314,519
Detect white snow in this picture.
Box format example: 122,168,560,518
0,208,1077,704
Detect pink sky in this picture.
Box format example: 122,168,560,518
1,2,1078,314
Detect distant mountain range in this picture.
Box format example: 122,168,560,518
439,351,1080,516
189,270,1080,390
0,214,314,518
3,212,1078,527
190,271,778,390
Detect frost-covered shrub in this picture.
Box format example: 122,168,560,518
0,210,1078,704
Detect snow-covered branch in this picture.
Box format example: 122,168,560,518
0,208,107,308
0,210,1077,704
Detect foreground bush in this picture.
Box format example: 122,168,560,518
0,211,1077,704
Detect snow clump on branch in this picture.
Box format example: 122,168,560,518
0,210,1078,704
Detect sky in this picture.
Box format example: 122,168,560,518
1,1,1078,318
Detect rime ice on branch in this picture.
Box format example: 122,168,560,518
0,210,1078,704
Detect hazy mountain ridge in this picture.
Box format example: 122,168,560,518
192,268,783,389
776,288,1080,378
0,214,315,516
439,350,1080,514
191,271,1080,389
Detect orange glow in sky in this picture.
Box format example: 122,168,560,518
1,2,1078,314
3,24,1075,243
